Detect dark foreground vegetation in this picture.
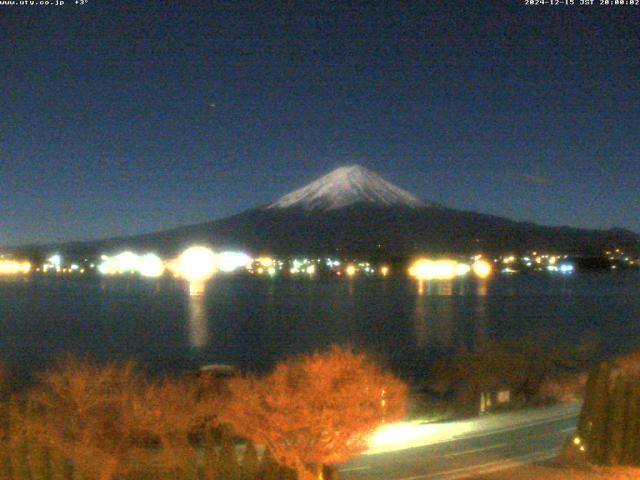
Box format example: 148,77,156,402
574,352,640,467
410,336,597,419
0,347,407,480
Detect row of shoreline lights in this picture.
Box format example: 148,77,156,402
95,251,496,283
98,246,221,296
96,249,366,283
2,250,493,283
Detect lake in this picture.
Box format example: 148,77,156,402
1,272,640,384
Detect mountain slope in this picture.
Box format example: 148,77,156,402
25,204,640,259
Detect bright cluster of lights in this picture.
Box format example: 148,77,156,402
217,251,252,273
502,255,516,264
96,247,257,279
358,262,375,274
98,251,165,278
408,258,493,281
548,263,574,274
456,263,471,276
247,256,284,276
409,259,459,280
256,256,274,268
0,260,31,275
169,246,217,282
471,259,492,279
339,261,385,277
39,253,95,274
559,263,574,273
491,251,581,274
137,253,165,277
48,254,62,267
290,258,317,276
325,258,341,268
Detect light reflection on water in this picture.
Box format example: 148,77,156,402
475,280,489,340
1,272,640,382
188,293,208,349
413,291,427,348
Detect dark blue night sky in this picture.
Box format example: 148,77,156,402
1,1,639,245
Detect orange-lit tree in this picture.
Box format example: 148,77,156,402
127,375,208,477
28,357,149,480
219,346,407,480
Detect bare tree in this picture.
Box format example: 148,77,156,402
29,357,148,480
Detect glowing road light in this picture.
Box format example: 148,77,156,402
138,253,165,278
368,421,473,454
345,265,357,277
173,246,217,282
471,259,492,279
217,251,252,273
370,424,421,450
380,266,389,276
306,265,316,275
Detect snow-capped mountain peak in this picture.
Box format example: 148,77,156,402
267,165,431,211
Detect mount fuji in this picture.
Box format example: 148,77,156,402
267,165,433,211
15,165,640,258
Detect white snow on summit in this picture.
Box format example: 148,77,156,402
267,165,431,211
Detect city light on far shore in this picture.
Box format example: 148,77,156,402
408,259,458,281
171,246,217,283
471,259,493,279
0,260,31,275
456,263,471,276
256,256,274,268
218,251,252,273
97,251,164,277
138,253,165,278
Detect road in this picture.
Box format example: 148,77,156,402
339,402,581,480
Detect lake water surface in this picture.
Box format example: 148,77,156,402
2,272,640,383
